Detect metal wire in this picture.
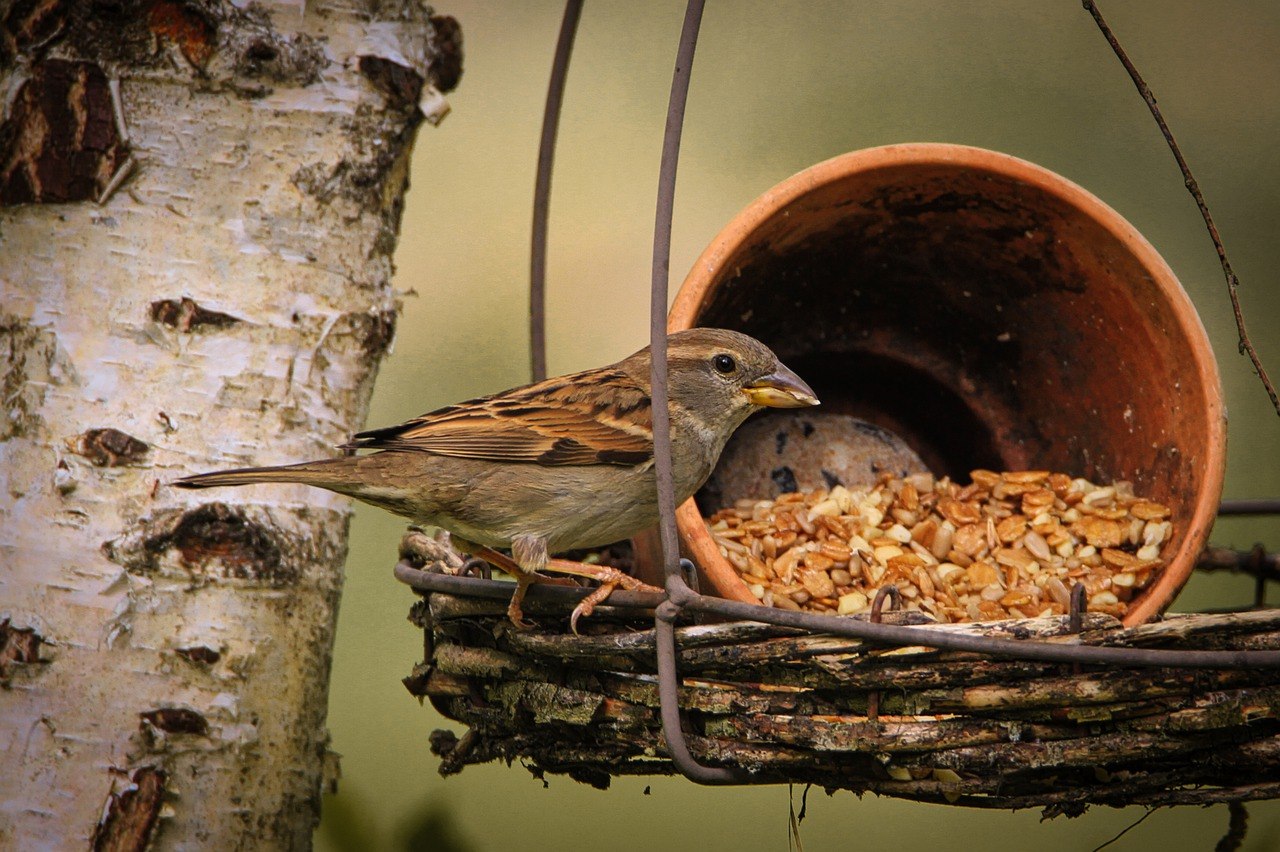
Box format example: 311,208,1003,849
655,605,743,782
1218,499,1280,516
529,0,584,382
663,582,1280,668
395,558,1280,666
396,545,1280,611
649,0,704,588
394,561,664,609
643,0,741,784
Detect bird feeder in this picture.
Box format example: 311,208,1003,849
667,143,1226,626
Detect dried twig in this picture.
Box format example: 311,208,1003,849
1083,1,1280,416
1092,808,1157,852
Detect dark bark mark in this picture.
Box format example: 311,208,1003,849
0,58,128,205
73,428,150,467
228,16,324,88
91,766,166,852
141,707,209,736
355,308,398,358
104,504,296,586
426,15,463,93
146,0,215,70
152,504,287,582
0,0,69,69
292,10,452,214
0,618,45,680
310,12,462,226
174,645,221,665
359,56,424,112
292,113,418,213
290,309,398,384
9,0,324,92
149,297,241,332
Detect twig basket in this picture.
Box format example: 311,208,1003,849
403,565,1280,811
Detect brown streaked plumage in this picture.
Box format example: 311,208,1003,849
173,328,819,625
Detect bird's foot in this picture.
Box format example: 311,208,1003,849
568,579,616,634
455,540,653,629
545,561,662,633
506,575,536,630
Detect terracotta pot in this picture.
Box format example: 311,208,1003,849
667,143,1225,627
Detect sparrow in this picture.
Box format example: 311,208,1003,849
173,328,819,626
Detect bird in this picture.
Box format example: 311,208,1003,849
173,327,819,627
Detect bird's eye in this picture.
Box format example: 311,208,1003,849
713,354,736,374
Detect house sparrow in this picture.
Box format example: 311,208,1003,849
174,328,819,626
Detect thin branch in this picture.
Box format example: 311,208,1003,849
1083,0,1280,416
787,788,806,852
1091,807,1157,852
1196,546,1280,584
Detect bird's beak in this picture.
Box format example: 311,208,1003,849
743,366,820,408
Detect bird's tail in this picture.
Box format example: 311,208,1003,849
172,459,352,491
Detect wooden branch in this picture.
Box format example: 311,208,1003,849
1084,0,1280,416
408,591,1280,812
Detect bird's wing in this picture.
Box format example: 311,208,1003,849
341,368,654,467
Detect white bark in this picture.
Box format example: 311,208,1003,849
0,3,457,848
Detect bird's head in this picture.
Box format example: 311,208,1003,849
626,328,819,436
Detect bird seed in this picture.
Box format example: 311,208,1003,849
705,470,1172,622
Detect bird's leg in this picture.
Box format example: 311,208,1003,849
507,534,550,629
453,540,524,578
454,537,661,630
542,558,663,633
450,537,537,627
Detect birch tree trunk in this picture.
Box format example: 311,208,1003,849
0,3,460,848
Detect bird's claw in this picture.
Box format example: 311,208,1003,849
507,607,536,631
568,566,659,633
569,582,615,634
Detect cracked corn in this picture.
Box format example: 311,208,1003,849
705,470,1172,622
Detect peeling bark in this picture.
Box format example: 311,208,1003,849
91,766,167,852
0,3,460,848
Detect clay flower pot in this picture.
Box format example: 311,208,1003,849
668,143,1225,627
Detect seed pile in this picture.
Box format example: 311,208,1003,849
705,470,1173,622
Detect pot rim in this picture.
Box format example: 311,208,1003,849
668,142,1226,627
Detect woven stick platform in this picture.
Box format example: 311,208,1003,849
404,570,1280,814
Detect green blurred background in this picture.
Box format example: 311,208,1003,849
317,1,1280,849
